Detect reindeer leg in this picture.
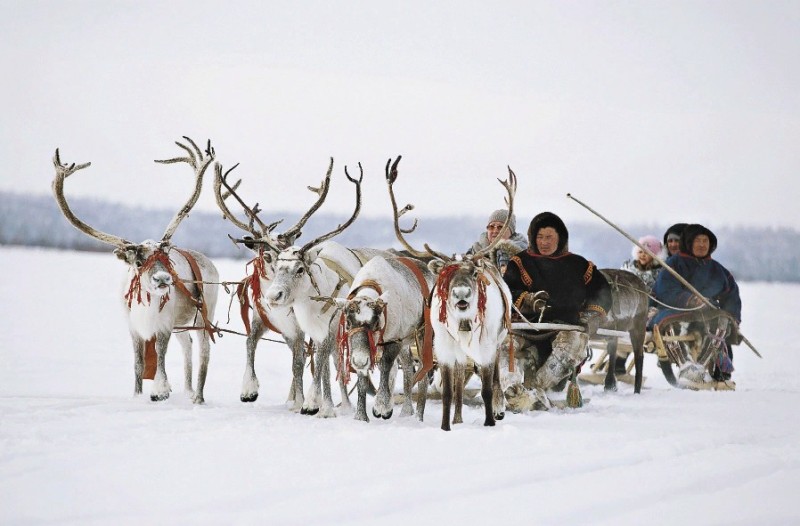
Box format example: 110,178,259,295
287,335,306,411
604,338,619,392
192,330,210,405
316,338,336,418
480,363,496,427
131,333,145,396
150,333,171,402
355,372,369,422
415,366,428,423
453,362,465,425
374,342,400,419
331,338,352,414
302,338,323,415
398,345,415,418
440,364,453,431
241,317,267,403
631,327,646,394
492,354,505,421
174,331,194,397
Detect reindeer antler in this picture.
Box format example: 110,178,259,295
298,162,363,254
385,156,437,259
278,158,334,247
471,166,518,261
385,157,451,261
156,136,215,244
51,148,133,249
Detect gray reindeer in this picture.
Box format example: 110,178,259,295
213,160,339,410
52,138,219,403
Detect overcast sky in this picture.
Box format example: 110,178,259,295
2,0,798,234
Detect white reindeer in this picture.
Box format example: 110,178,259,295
332,254,435,422
51,137,219,403
263,165,393,417
213,160,338,410
324,158,438,423
390,162,517,431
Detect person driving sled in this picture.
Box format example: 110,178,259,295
501,212,612,409
652,223,742,388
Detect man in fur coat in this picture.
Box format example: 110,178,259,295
501,212,612,410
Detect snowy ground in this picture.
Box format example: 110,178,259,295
1,246,798,525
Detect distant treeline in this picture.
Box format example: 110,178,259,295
3,191,798,282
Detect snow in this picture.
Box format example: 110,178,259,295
1,246,798,525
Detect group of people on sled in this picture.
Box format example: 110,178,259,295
470,209,742,407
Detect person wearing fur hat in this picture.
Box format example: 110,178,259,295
501,212,612,409
663,223,688,257
652,224,742,388
468,209,528,273
621,235,663,293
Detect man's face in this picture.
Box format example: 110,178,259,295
535,227,559,256
666,235,681,255
486,221,511,243
692,234,711,258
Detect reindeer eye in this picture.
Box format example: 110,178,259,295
263,254,272,264
296,267,305,275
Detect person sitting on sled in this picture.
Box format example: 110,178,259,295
468,209,528,274
652,223,742,388
501,211,612,410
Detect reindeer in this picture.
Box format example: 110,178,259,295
213,160,338,410
51,137,219,403
261,164,392,418
388,157,516,431
325,159,442,422
331,254,434,422
594,269,649,393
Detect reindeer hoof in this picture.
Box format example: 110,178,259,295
354,413,369,423
240,393,259,403
494,411,505,421
192,395,205,405
302,407,319,416
604,382,618,392
150,392,169,402
372,407,393,419
484,419,496,427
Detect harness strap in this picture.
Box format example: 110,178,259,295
173,249,216,343
396,257,435,385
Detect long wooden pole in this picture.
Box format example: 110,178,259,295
566,193,762,358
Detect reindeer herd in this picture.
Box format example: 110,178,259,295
52,137,646,431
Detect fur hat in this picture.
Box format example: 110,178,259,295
632,235,663,259
680,224,717,257
663,223,688,247
528,212,568,255
487,209,516,234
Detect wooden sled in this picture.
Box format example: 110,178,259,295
649,322,736,391
579,331,648,387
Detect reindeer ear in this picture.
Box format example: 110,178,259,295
114,247,137,265
428,259,445,275
304,245,324,264
243,236,256,250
